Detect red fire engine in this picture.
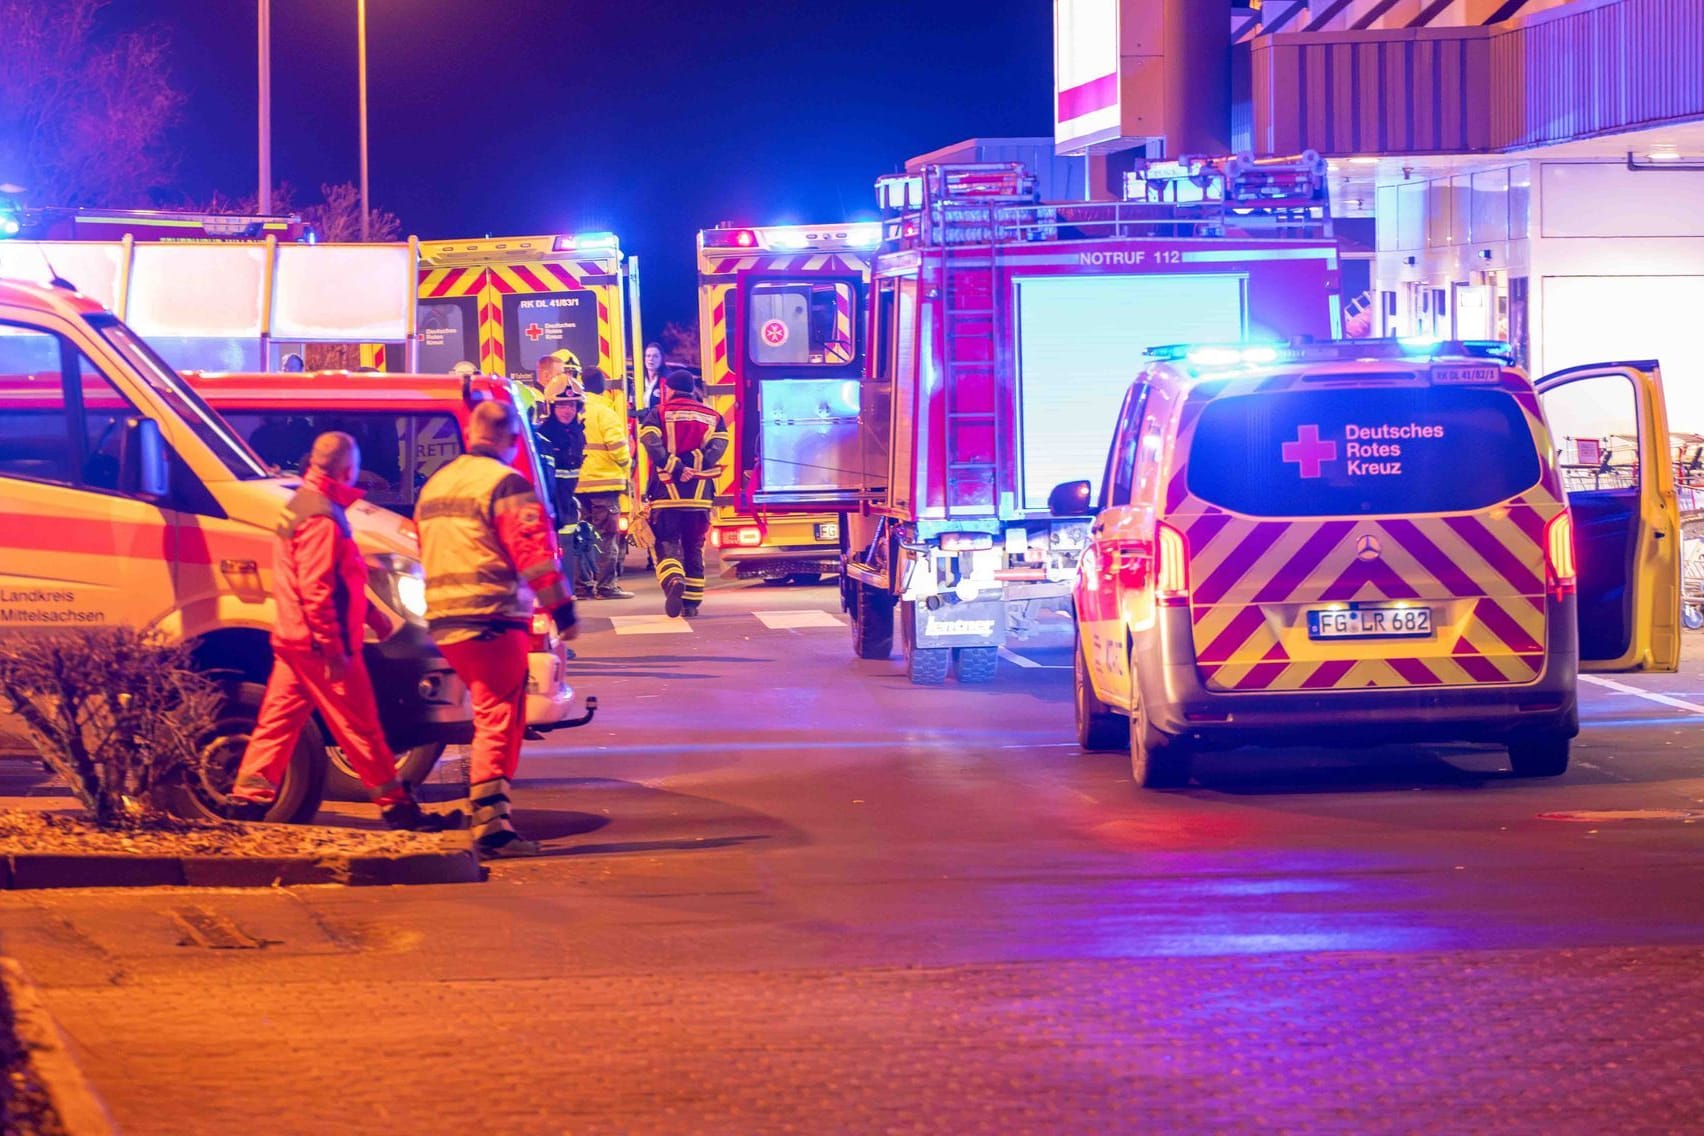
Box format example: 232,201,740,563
733,153,1345,685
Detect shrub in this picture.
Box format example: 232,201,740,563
0,628,221,828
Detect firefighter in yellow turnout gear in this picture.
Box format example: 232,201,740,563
640,371,728,618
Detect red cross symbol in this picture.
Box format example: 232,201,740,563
524,323,544,341
1281,424,1337,478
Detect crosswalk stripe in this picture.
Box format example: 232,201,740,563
753,610,845,630
609,615,694,636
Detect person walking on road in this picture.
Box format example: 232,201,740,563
226,433,454,831
535,388,588,611
417,401,579,858
640,370,728,619
575,365,634,599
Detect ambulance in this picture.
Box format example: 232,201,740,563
1059,337,1680,787
184,369,591,799
695,224,879,582
0,277,474,821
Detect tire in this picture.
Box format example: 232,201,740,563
323,742,446,802
155,680,329,824
1075,640,1127,751
762,577,791,587
1129,675,1191,789
954,646,999,684
1508,735,1570,777
851,583,895,661
1685,604,1704,631
907,646,951,686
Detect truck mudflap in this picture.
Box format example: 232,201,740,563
910,595,1007,649
1003,580,1076,646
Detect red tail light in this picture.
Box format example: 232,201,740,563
712,524,765,549
1545,510,1576,601
1155,521,1190,606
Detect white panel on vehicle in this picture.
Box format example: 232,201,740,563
1016,273,1246,509
0,243,126,313
273,244,413,340
127,244,268,337
1542,275,1704,434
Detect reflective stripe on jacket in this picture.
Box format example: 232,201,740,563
639,397,728,511
417,451,571,645
271,471,369,657
577,396,631,494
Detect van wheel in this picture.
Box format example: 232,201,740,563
1508,735,1570,777
1075,641,1127,751
850,583,895,660
155,681,328,824
324,742,446,802
1130,685,1191,789
954,646,999,684
907,646,951,685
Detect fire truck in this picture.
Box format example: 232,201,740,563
735,154,1345,685
696,223,881,581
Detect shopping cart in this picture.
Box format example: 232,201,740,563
1675,435,1704,630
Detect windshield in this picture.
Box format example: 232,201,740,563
89,315,269,480
1186,384,1542,517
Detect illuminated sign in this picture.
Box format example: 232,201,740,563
1054,0,1121,151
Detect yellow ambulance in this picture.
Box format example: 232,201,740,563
1057,338,1679,787
0,278,473,821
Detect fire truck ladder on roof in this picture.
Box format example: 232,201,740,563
920,166,1034,518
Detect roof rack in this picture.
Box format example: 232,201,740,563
875,153,1332,249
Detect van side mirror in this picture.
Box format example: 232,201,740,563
125,417,169,499
1048,480,1096,517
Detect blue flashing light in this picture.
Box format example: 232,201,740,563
553,231,619,254
846,223,882,249
0,214,18,239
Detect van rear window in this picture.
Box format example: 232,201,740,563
1184,385,1540,516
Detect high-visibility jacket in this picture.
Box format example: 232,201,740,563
577,395,630,495
416,449,572,646
639,396,728,511
270,470,369,658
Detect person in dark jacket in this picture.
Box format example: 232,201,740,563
227,432,454,831
639,371,728,618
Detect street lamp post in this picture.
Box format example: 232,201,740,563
358,0,370,241
259,0,272,213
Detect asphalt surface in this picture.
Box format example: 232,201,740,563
1,565,1703,1134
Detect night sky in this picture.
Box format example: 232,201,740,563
104,0,1054,329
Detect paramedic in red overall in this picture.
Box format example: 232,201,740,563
227,432,454,831
639,370,728,618
416,401,579,858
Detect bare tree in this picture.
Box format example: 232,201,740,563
303,182,402,242
0,0,184,207
661,321,702,369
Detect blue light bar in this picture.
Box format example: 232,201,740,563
1147,337,1517,369
553,231,619,253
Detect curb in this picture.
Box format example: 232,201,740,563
1,958,115,1136
0,833,482,890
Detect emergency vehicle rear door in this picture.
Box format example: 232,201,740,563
1537,361,1681,672
736,273,880,511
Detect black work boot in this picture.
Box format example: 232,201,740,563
682,601,701,618
663,576,685,618
380,795,462,833
469,777,544,857
223,798,270,823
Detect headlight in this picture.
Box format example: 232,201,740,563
394,572,427,619
367,553,428,627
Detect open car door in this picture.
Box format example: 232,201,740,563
1537,360,1681,672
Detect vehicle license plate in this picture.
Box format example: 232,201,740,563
815,522,839,541
1307,605,1432,640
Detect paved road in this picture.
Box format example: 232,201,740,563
2,568,1703,1134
